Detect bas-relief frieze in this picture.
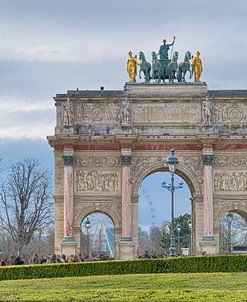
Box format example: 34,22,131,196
75,169,120,194
75,156,120,168
214,155,247,167
63,101,203,126
214,171,247,192
213,103,247,124
63,101,121,125
60,99,247,130
133,103,201,124
83,103,120,124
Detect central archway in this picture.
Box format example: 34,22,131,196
138,170,192,257
138,169,192,257
131,157,203,257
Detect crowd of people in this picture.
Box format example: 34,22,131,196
0,252,114,266
0,250,173,266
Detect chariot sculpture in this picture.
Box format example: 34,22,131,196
127,37,203,83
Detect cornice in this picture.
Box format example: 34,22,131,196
47,134,247,148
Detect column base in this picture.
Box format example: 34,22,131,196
120,236,133,242
118,237,135,259
61,236,77,256
200,236,217,255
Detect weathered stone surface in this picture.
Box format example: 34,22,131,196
124,82,208,97
48,83,247,259
75,169,120,194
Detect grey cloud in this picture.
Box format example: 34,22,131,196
0,0,246,96
0,59,126,99
1,0,246,31
0,109,55,126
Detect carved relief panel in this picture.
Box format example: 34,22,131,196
75,156,120,168
133,103,201,124
215,155,247,167
214,154,247,193
74,156,121,195
214,171,247,192
213,103,247,124
63,101,121,126
75,170,120,194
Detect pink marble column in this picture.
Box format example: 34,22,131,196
63,155,75,238
122,166,132,237
121,152,132,240
202,154,214,238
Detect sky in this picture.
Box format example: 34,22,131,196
0,0,247,230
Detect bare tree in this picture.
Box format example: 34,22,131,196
0,159,52,256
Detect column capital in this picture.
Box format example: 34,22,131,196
202,154,214,166
63,155,75,166
120,155,132,166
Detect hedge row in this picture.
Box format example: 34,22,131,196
1,255,247,281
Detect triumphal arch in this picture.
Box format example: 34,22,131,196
47,82,247,259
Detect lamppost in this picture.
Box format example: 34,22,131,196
85,217,91,256
176,224,181,255
188,219,192,255
226,212,233,253
162,149,183,257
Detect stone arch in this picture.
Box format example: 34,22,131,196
132,160,201,196
74,203,121,230
214,200,247,228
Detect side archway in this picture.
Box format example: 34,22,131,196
81,212,115,258
74,205,121,230
214,200,247,228
73,202,122,257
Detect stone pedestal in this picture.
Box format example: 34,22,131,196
124,82,207,98
200,237,217,255
118,238,135,259
61,236,77,256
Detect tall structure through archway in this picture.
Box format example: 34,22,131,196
48,83,247,259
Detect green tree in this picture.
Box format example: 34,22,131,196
174,213,191,253
159,214,192,255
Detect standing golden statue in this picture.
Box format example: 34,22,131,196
127,51,138,82
191,51,203,82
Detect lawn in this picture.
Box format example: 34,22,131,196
1,272,247,301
